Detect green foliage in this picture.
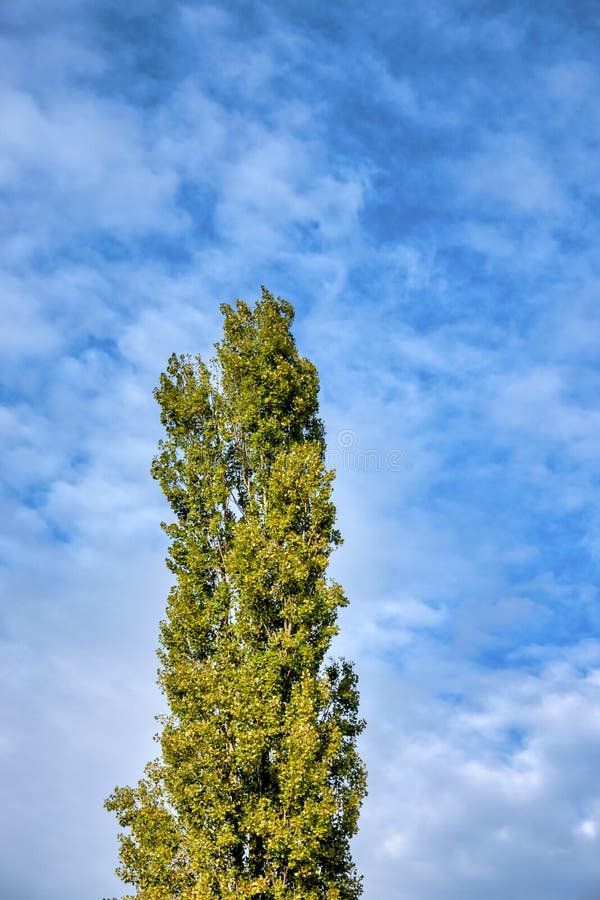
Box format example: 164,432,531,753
106,288,367,899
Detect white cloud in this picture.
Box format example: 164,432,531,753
352,648,600,899
458,133,566,217
490,365,600,466
0,83,187,244
2,2,600,900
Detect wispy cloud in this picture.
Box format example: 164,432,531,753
1,1,600,899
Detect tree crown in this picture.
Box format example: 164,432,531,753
106,288,366,900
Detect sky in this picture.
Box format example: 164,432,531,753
1,1,600,898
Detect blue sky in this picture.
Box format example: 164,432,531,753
1,1,600,898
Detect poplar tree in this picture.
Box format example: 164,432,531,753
105,288,367,900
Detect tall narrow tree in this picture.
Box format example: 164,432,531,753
106,288,367,900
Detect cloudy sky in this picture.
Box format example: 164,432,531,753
2,1,600,898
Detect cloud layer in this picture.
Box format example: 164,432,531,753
1,2,600,898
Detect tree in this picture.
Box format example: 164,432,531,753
105,288,367,900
